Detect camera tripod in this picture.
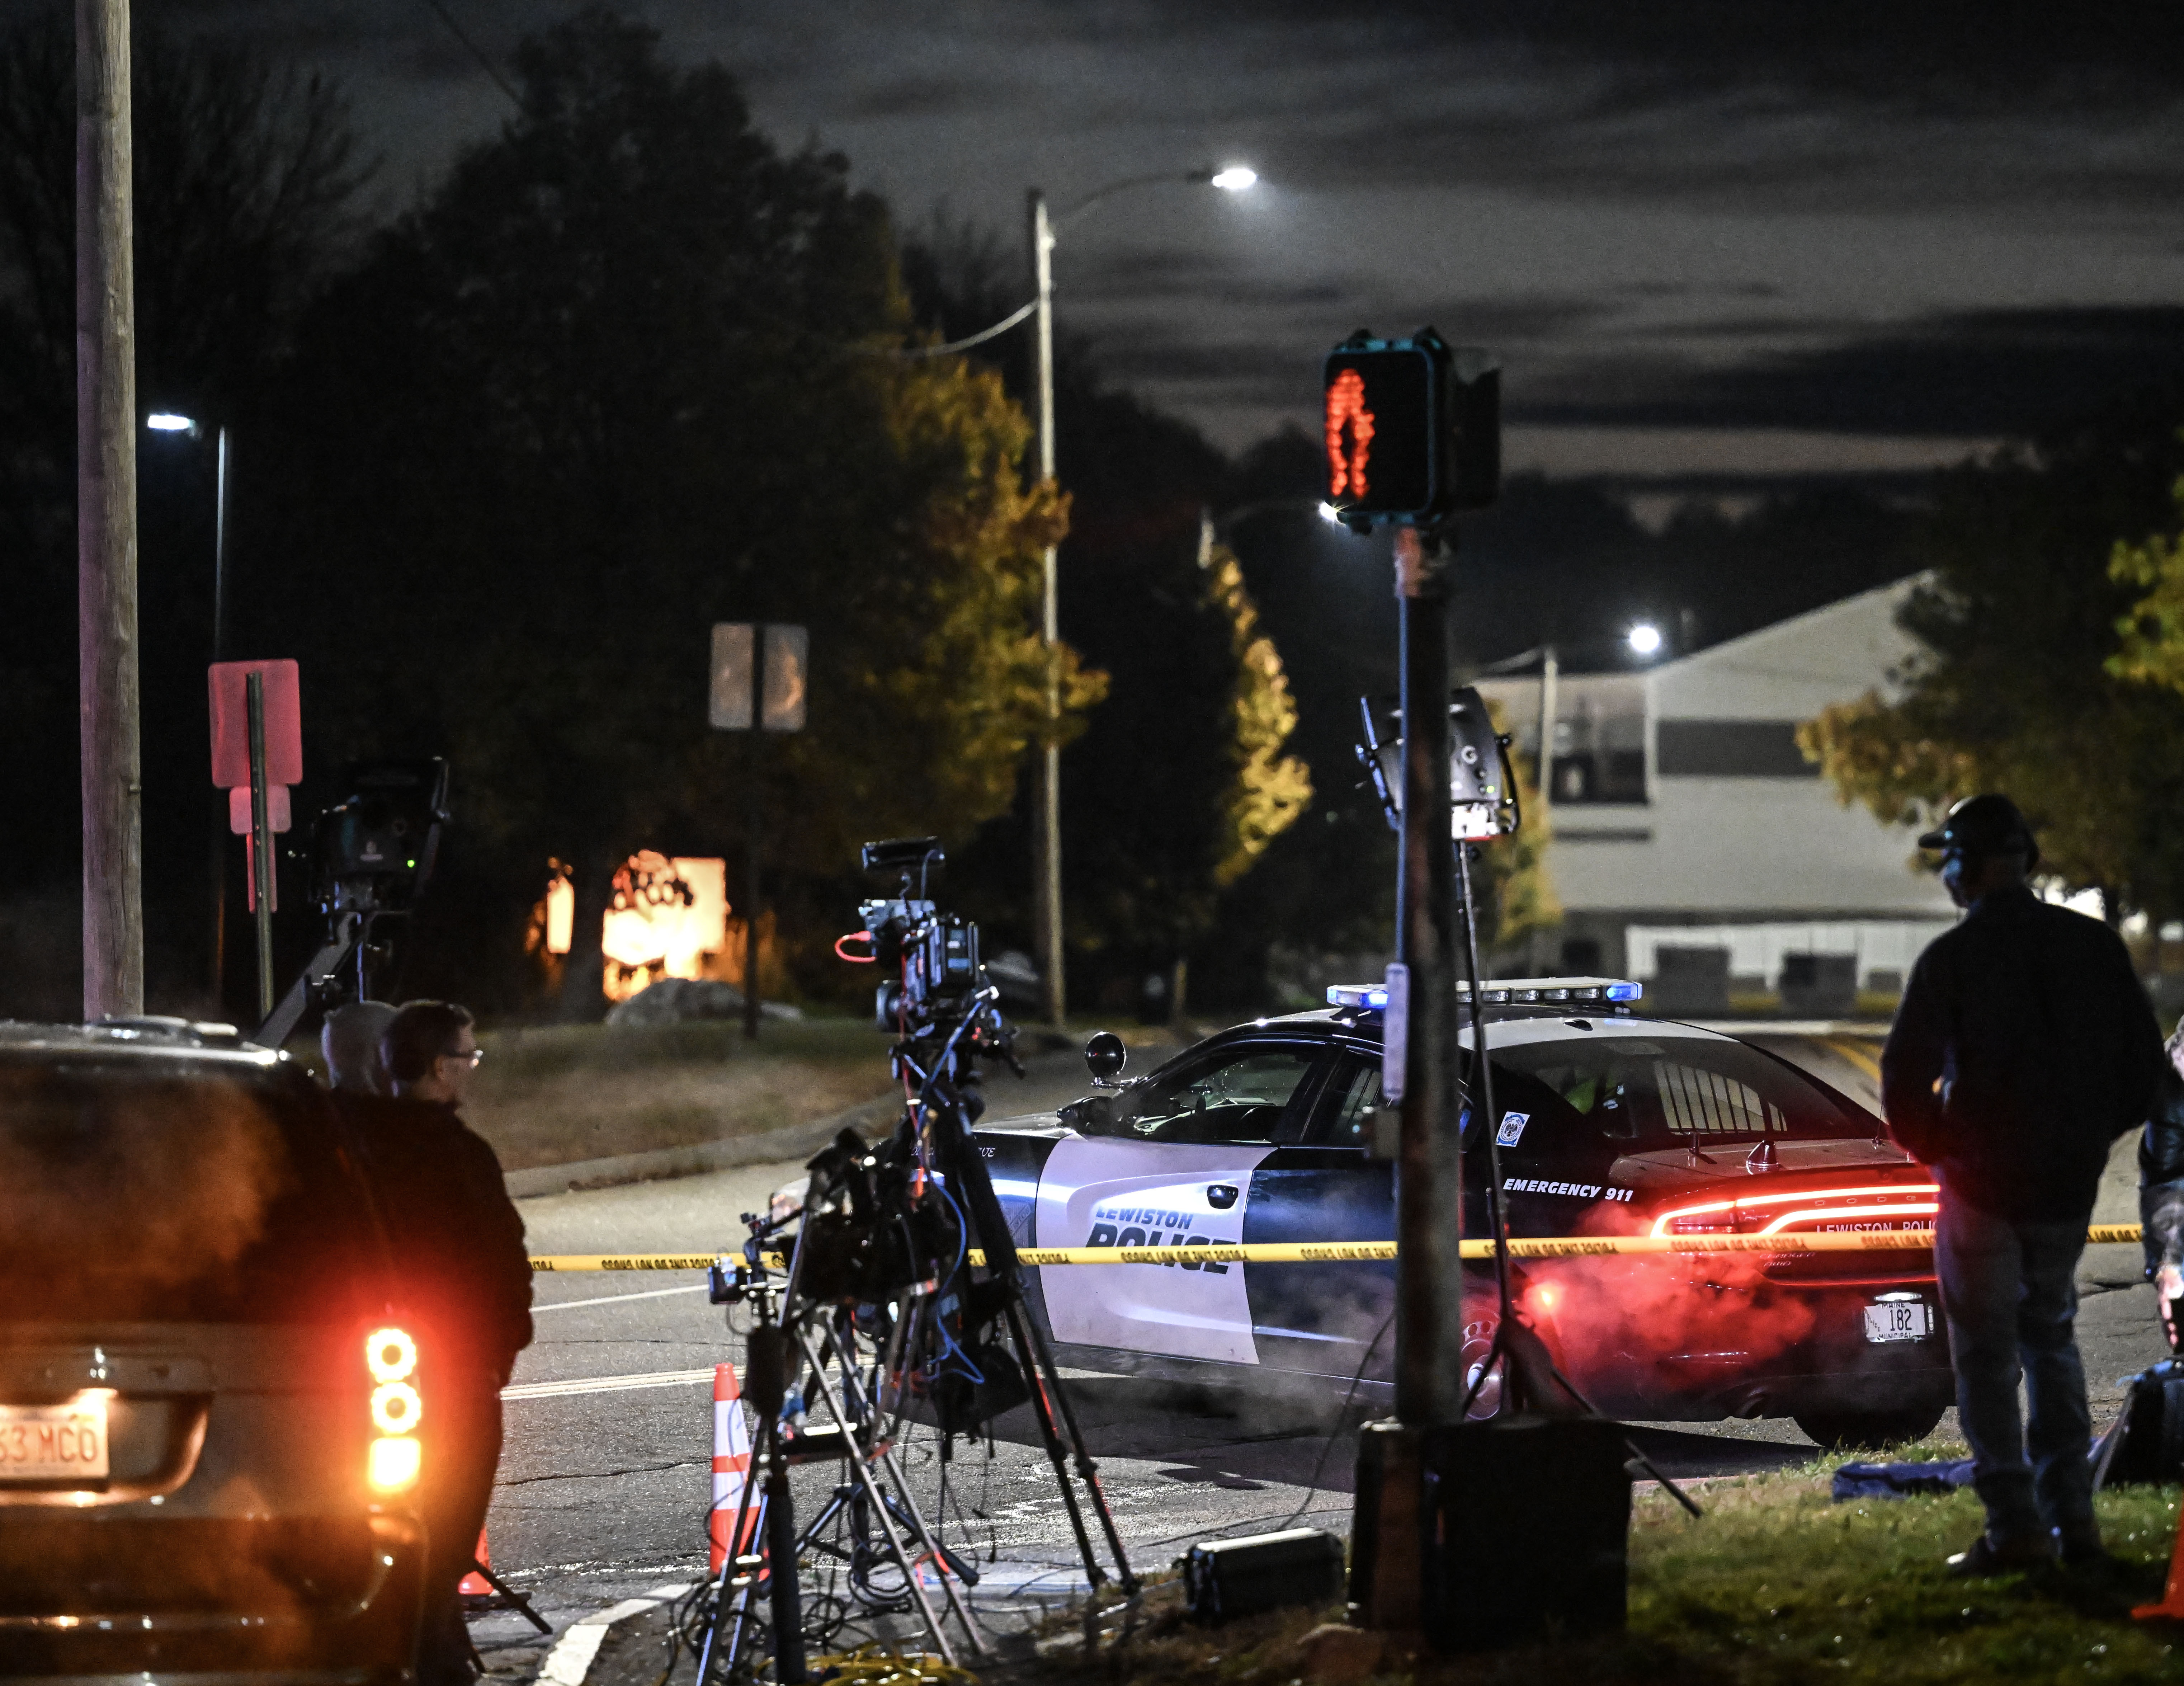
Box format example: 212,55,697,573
692,990,1137,1684
695,1249,983,1684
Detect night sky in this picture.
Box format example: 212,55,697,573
25,2,2184,486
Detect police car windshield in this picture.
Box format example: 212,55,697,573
1481,1036,1869,1151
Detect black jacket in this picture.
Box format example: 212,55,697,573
337,1094,534,1386
1881,885,2164,1220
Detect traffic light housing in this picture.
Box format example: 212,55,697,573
1323,330,1500,528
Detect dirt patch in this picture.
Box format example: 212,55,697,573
463,1019,897,1171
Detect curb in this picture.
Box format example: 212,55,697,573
503,1093,904,1198
533,1582,692,1685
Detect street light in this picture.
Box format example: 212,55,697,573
1025,162,1257,1026
145,409,235,999
1627,622,1663,657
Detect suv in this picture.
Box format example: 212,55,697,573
0,1021,427,1679
974,981,1954,1450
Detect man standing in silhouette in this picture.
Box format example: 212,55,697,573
1883,796,2162,1575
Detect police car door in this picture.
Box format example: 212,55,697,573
1035,1038,1327,1366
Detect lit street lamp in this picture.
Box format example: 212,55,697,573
145,410,236,999
1025,162,1256,1025
143,412,234,662
1626,622,1663,657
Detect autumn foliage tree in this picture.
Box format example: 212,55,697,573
1799,398,2184,923
245,10,1096,1010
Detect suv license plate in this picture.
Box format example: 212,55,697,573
0,1399,110,1482
1863,1301,1933,1343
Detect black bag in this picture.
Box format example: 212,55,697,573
1179,1529,1346,1624
2094,1360,2184,1487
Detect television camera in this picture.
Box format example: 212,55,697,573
685,839,1132,1683
254,759,451,1048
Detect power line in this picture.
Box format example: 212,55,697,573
419,0,523,110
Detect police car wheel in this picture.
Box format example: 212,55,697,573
1792,1403,1946,1452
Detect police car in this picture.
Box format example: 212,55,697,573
976,979,1954,1450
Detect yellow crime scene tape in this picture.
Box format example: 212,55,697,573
529,1223,2147,1274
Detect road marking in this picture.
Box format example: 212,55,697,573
504,1369,714,1402
535,1582,691,1685
534,1285,711,1314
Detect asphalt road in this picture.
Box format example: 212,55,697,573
467,1034,2176,1680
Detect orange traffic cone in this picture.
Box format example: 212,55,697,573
458,1529,492,1596
708,1362,756,1575
2135,1501,2184,1621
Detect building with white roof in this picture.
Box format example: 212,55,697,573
1473,578,1956,1007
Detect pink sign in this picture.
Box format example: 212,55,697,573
208,660,302,788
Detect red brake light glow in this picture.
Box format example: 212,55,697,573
1650,1183,1940,1239
365,1326,421,1495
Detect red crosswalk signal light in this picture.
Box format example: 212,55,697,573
1323,331,1499,528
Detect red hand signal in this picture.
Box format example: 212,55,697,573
1325,368,1375,500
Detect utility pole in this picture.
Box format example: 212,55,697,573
77,0,141,1021
1027,187,1065,1027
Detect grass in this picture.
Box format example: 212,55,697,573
461,1015,897,1170
1014,1444,2184,1686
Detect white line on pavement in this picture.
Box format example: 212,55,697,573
534,1284,712,1313
534,1582,692,1685
503,1368,714,1402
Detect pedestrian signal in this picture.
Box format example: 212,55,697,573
1323,330,1499,528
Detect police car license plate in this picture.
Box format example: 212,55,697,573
0,1399,109,1482
1862,1301,1933,1343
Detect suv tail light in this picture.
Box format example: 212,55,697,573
1650,1182,1939,1239
364,1327,421,1495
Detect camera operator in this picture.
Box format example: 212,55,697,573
344,1002,533,1686
1882,795,2165,1575
2140,1019,2184,1352
321,1000,396,1094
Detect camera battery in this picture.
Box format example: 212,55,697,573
1178,1527,1346,1624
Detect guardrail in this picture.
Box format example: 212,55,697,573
528,1223,2146,1273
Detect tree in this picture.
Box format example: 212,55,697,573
1800,394,2184,923
244,9,1089,1012
898,215,1313,1009
0,10,369,1017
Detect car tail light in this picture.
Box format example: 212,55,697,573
1650,1182,1940,1239
365,1325,421,1495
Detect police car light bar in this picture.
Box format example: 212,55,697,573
1327,976,1641,1011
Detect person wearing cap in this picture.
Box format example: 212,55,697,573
1882,795,2165,1575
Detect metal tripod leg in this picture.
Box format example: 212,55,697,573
458,1558,551,1634
794,1327,958,1668
1001,1297,1138,1594
876,1439,987,1655
1015,1301,1136,1588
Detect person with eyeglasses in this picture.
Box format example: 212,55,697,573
349,1000,532,1686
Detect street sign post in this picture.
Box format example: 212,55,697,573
209,659,300,1021
708,624,806,1037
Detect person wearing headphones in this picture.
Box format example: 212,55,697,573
1882,795,2164,1576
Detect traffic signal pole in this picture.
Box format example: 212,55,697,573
1392,524,1466,1429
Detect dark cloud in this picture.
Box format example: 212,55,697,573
1513,306,2184,436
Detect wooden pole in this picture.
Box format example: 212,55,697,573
77,0,142,1021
